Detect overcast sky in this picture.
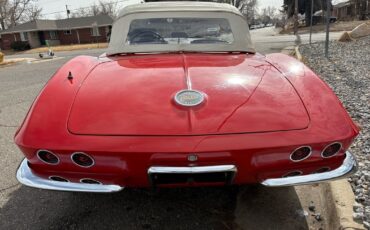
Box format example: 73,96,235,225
38,0,284,19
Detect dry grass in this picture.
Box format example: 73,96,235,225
0,60,16,67
280,20,370,34
22,43,108,54
0,58,34,67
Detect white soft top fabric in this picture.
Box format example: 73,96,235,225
117,2,244,18
106,2,255,55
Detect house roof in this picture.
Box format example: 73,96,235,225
333,0,352,8
0,14,113,34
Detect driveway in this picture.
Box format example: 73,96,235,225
250,27,343,54
0,47,330,229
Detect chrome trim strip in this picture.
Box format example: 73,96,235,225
16,159,123,193
321,142,342,158
148,165,237,174
262,151,357,187
148,165,237,186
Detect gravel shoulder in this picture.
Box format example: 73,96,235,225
300,36,370,229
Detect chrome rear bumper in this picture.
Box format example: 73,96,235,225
16,159,123,193
16,151,357,191
261,151,357,187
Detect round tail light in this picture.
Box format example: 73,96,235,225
283,171,302,178
290,146,312,162
321,142,342,158
49,176,69,182
80,178,101,184
37,150,59,165
71,152,94,168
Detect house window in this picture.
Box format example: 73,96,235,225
20,32,28,41
49,31,58,39
64,30,72,35
90,27,100,36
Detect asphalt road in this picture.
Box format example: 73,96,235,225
0,32,335,229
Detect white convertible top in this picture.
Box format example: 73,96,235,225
106,2,255,55
117,2,244,18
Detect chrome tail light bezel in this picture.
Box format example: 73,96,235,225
80,178,102,185
282,170,303,178
312,167,331,174
71,152,95,168
289,146,312,162
321,142,342,158
49,175,69,182
37,150,60,165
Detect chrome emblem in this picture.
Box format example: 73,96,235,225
174,90,205,107
187,154,198,162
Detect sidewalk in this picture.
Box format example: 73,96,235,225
2,43,108,56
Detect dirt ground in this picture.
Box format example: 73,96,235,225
280,20,370,34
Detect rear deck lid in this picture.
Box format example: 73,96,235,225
68,54,309,136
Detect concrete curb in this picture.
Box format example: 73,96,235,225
284,45,365,230
324,180,365,229
294,46,303,62
0,58,36,67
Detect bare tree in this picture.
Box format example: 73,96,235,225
71,7,91,18
234,0,258,24
263,6,277,18
97,0,117,17
260,6,277,25
0,0,41,30
0,0,8,30
71,0,117,18
24,3,41,21
54,13,64,20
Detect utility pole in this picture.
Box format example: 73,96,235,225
294,0,299,35
66,5,70,19
325,0,330,58
309,0,314,45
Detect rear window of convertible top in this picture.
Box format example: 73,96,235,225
126,18,235,45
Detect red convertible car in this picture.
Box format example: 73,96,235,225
15,2,359,193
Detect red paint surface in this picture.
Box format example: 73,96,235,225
14,53,359,188
68,53,309,135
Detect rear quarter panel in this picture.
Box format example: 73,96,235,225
14,55,103,148
266,53,359,139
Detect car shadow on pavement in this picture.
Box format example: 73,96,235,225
0,185,309,230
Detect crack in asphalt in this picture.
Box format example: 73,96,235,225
0,99,30,110
0,124,18,128
0,183,20,193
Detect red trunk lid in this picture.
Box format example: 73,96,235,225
68,53,309,136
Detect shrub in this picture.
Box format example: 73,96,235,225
10,41,31,51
